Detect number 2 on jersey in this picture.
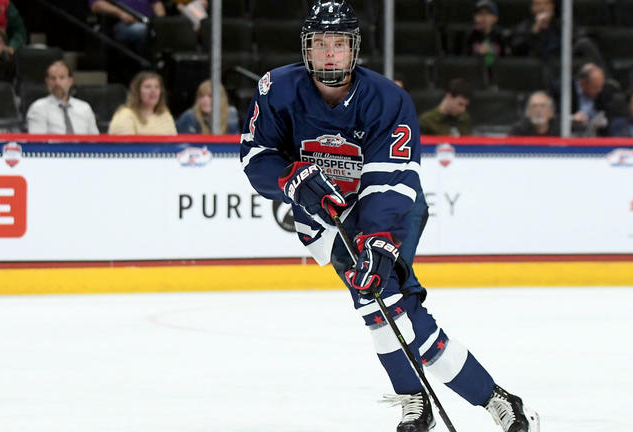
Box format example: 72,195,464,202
390,125,411,160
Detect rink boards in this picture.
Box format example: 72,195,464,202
1,134,632,294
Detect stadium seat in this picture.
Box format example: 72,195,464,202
351,0,379,25
18,82,49,119
150,16,197,58
0,82,22,131
611,58,633,90
409,88,445,118
435,0,477,24
165,52,213,116
222,0,249,18
614,0,633,25
258,53,303,75
201,18,254,54
74,84,127,133
469,89,521,130
254,20,303,54
394,56,433,91
594,28,633,62
394,0,427,22
16,46,64,84
573,0,611,26
387,22,438,56
495,0,530,27
443,23,471,56
491,57,547,92
435,56,488,90
253,0,308,20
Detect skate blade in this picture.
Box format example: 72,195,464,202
523,406,540,432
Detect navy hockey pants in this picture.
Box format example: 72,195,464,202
330,193,494,405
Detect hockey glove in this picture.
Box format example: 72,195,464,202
345,232,401,300
278,162,346,227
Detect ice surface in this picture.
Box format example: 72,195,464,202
0,286,631,431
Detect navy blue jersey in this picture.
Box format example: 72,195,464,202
240,63,426,264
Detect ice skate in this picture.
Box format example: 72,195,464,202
383,391,436,432
485,385,540,432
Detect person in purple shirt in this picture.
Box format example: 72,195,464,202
89,0,165,54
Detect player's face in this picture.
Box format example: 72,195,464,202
45,63,73,101
139,78,161,109
308,33,353,72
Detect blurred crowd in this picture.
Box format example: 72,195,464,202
1,0,633,137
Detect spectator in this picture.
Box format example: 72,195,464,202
171,0,208,32
418,78,472,136
26,60,99,135
0,28,16,83
465,0,507,68
571,63,616,136
176,80,240,134
89,0,166,54
510,91,559,136
108,70,176,135
0,0,26,55
509,0,559,62
607,89,633,137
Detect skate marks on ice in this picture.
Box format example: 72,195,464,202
0,287,630,431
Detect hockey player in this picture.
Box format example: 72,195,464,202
240,1,540,431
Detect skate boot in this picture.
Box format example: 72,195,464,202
485,384,540,432
383,391,436,432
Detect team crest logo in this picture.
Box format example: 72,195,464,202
258,72,273,96
606,148,633,167
436,143,455,167
300,134,364,194
2,142,22,168
177,146,211,167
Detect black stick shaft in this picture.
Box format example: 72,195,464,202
331,214,457,432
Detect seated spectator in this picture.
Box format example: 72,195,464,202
510,0,605,68
171,0,208,32
89,0,166,54
26,60,99,135
510,91,559,136
465,0,507,67
176,80,240,134
418,78,472,136
607,89,633,137
571,63,616,136
0,0,26,55
0,28,15,83
509,0,559,62
108,70,176,135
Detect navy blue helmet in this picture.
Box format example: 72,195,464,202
301,1,361,87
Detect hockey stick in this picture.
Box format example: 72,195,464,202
327,207,458,432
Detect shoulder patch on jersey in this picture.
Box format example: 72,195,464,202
258,72,273,96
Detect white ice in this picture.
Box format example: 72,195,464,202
0,286,631,432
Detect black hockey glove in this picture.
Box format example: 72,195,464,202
278,161,347,227
345,232,401,300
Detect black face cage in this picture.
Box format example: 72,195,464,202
301,31,361,87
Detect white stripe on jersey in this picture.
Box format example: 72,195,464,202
241,145,278,169
424,339,469,383
358,184,417,202
361,161,421,174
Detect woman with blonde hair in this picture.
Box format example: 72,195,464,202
108,71,177,135
176,80,240,134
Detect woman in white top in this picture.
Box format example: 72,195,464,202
108,71,177,135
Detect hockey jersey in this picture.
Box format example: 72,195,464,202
240,63,425,265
